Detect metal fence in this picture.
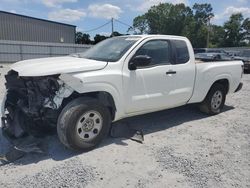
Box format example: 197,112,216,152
216,47,250,53
0,40,91,63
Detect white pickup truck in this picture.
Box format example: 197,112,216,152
1,35,243,151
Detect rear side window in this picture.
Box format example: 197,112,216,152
172,40,190,64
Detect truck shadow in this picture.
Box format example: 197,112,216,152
107,104,234,146
1,104,234,165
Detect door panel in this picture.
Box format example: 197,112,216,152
167,63,195,104
123,64,173,113
169,39,196,104
122,38,195,114
123,39,175,114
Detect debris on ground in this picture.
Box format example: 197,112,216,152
110,122,144,143
0,136,47,165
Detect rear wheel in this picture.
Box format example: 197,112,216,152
57,97,111,151
199,83,226,115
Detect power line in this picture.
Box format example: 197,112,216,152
82,20,111,33
80,18,135,34
113,18,138,33
113,18,134,30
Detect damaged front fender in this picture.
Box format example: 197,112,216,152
1,70,74,139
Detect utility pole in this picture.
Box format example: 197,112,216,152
111,18,114,37
207,16,212,48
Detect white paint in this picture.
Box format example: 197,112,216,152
11,56,107,76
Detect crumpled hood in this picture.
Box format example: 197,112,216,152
11,56,107,76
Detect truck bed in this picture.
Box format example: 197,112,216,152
189,60,243,103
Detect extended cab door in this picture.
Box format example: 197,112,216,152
123,39,175,114
167,39,196,105
122,38,195,114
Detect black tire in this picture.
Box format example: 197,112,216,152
57,97,111,151
199,83,226,115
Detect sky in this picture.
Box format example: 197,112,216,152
0,0,250,37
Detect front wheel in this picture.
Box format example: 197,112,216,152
199,83,226,115
57,97,111,151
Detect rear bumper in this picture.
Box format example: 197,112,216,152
235,82,243,93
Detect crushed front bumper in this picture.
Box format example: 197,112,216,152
1,70,73,140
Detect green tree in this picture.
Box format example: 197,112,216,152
129,2,248,47
191,3,214,47
82,33,91,44
130,3,214,47
223,13,244,47
111,31,123,37
192,24,209,47
128,15,149,34
242,18,250,42
192,3,214,24
93,34,108,44
145,3,193,35
210,25,225,47
75,32,91,44
75,32,83,44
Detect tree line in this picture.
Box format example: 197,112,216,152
76,3,250,48
75,31,123,45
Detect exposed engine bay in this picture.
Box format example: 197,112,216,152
1,70,73,140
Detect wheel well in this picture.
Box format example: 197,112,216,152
62,91,116,120
211,79,229,94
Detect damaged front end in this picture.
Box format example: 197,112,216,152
1,70,73,141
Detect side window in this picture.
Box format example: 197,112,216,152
134,40,171,67
172,40,190,64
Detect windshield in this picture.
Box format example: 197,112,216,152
79,36,141,62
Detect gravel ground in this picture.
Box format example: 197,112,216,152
0,63,249,188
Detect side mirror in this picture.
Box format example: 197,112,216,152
128,55,152,70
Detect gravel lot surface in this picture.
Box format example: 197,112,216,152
0,63,249,188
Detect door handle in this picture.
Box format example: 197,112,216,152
166,70,176,74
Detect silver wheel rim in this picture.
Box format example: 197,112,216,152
211,90,223,110
76,110,103,141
